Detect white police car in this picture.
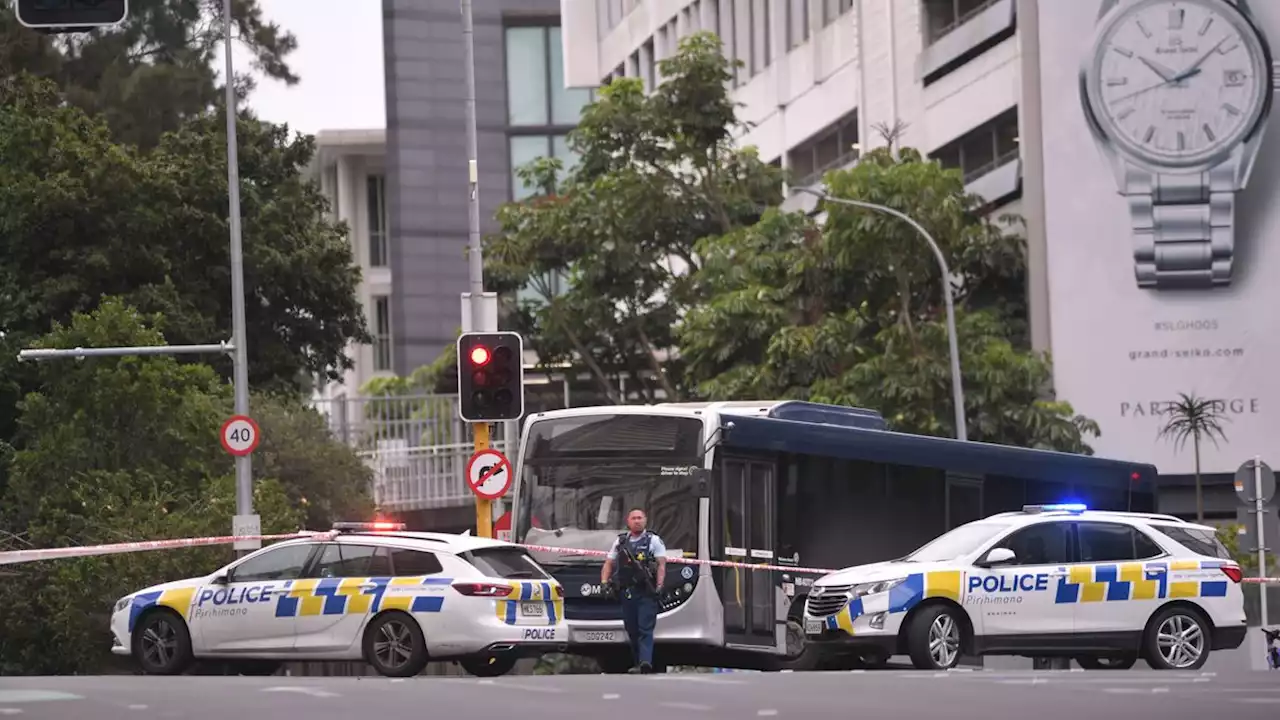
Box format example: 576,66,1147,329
110,522,567,677
803,505,1246,670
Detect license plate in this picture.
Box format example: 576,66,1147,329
572,630,621,643
804,618,822,635
520,602,545,616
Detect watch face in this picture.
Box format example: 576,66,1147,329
1085,0,1270,168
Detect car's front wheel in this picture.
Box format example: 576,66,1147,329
905,604,965,670
460,654,518,677
132,610,194,675
1143,606,1211,670
363,611,429,678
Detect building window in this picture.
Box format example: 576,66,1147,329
787,0,810,50
922,0,999,44
788,110,859,187
372,295,392,372
366,174,387,267
930,107,1019,184
505,23,589,200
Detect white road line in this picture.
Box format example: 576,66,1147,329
661,701,713,711
260,686,339,698
127,705,148,710
489,683,564,694
1102,687,1170,695
0,709,22,715
602,694,621,700
757,710,778,716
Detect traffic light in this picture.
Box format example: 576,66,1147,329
457,331,524,422
15,0,128,31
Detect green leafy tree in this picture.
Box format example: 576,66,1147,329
680,147,1098,451
0,299,304,674
0,0,298,148
484,32,785,404
1216,523,1260,574
1158,391,1229,523
0,73,370,404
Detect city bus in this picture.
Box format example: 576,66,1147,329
508,401,1158,672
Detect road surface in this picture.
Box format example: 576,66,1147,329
4,669,1280,719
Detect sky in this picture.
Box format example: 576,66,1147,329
224,0,386,136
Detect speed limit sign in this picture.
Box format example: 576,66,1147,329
220,415,261,457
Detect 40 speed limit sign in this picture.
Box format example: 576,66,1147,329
220,415,261,457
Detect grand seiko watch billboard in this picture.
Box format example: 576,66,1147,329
1033,0,1280,474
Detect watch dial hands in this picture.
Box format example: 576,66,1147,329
1172,36,1229,83
1139,56,1177,82
1111,67,1202,104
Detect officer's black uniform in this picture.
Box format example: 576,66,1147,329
610,530,662,672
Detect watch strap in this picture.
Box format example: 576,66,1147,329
1124,165,1235,289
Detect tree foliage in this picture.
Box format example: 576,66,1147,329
0,72,370,403
1158,391,1229,522
0,300,369,674
680,147,1098,452
484,32,785,404
0,0,298,148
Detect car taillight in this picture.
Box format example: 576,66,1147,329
1221,564,1243,584
451,582,512,597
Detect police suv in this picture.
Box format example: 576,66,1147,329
111,522,567,677
804,505,1246,670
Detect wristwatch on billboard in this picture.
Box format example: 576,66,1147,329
1080,0,1279,290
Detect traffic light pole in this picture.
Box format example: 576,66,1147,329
461,0,494,538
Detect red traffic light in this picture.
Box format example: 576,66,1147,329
469,346,491,366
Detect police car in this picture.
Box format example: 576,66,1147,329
111,522,567,677
803,505,1246,670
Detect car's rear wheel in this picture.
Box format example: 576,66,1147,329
363,611,429,678
906,604,964,670
132,609,194,675
460,654,517,677
1143,606,1210,670
1076,654,1137,670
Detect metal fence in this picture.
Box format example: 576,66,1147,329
310,393,517,512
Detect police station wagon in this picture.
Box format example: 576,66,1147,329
111,522,567,677
804,505,1246,670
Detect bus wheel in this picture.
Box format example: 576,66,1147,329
777,619,822,671
906,604,964,670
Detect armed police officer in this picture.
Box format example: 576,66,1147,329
600,508,666,673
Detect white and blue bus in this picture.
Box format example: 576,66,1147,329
509,401,1157,672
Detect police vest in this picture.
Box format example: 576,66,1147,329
613,531,659,590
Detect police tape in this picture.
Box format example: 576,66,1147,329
7,531,1280,586
0,531,333,566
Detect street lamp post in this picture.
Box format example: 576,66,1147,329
793,186,968,442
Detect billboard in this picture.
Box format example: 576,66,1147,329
1037,0,1280,474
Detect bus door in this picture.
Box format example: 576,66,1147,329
716,457,778,649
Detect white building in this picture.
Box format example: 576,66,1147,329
307,129,394,402
559,0,1051,350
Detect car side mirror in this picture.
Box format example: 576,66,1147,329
978,547,1016,567
212,573,230,585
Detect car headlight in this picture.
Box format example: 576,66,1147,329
114,597,131,612
851,578,905,598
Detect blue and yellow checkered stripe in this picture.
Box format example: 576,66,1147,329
493,581,564,626
1053,559,1227,604
128,587,198,632
824,571,961,634
272,575,453,617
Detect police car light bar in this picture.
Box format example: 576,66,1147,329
1023,503,1088,514
332,521,407,532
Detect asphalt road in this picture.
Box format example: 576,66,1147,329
5,668,1280,719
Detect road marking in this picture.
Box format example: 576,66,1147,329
662,702,712,711
127,705,148,710
1102,687,1170,695
261,686,339,698
999,678,1048,685
0,709,22,715
757,710,778,717
0,692,81,703
491,683,564,694
603,694,620,700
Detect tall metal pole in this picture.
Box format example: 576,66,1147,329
1256,456,1269,630
461,0,493,537
795,187,968,442
223,0,254,522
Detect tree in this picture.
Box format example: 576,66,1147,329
680,146,1099,452
0,0,299,148
0,299,304,674
0,72,371,403
484,32,785,404
1158,392,1229,523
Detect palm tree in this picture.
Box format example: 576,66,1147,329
1157,392,1229,522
